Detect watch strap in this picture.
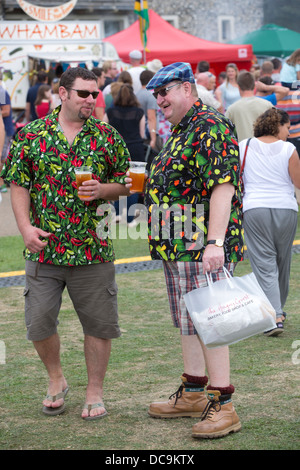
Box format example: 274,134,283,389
207,239,224,247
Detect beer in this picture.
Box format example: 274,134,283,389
129,161,147,192
75,166,92,199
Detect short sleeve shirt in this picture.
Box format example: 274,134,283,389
259,93,277,106
0,88,15,136
144,100,244,263
136,88,158,114
1,106,130,266
26,83,42,121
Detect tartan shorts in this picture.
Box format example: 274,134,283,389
163,261,236,335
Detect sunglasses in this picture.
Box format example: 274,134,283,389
153,82,182,99
69,88,99,99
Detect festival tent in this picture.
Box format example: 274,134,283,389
103,9,253,76
228,24,300,58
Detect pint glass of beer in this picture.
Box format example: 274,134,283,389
75,166,92,199
129,161,147,192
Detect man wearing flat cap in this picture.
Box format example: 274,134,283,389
128,49,145,94
142,62,244,438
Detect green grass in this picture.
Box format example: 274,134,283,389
0,217,300,450
0,250,299,450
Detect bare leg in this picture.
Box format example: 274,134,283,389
200,339,230,387
181,334,206,376
33,333,68,408
181,334,230,386
81,335,111,419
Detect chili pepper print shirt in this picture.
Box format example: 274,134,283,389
1,106,130,266
144,100,244,263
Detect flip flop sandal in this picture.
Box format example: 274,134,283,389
82,402,108,421
42,386,69,416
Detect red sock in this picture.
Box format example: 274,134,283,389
207,384,235,395
182,373,208,386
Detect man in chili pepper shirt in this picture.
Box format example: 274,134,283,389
1,67,130,420
143,62,244,438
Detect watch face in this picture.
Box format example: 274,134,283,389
215,239,224,247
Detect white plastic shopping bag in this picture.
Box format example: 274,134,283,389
183,268,276,348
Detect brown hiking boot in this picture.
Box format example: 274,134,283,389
148,376,207,418
192,389,241,439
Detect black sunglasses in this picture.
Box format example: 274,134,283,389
153,82,182,99
68,88,99,99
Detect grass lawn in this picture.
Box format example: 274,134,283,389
0,240,299,450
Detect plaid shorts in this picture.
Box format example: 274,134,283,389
163,261,236,335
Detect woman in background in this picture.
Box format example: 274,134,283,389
104,84,145,226
105,84,145,160
239,108,300,336
35,84,52,118
50,78,61,111
215,63,240,111
104,71,133,111
279,48,300,89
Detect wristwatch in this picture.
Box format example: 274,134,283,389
207,239,224,247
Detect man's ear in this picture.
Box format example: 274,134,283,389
59,86,68,101
182,81,192,96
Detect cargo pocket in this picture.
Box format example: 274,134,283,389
107,282,118,312
105,281,118,323
23,287,29,296
107,282,118,296
23,287,31,333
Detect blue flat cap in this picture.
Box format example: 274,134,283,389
146,62,195,90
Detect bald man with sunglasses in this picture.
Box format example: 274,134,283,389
141,62,244,439
1,67,131,420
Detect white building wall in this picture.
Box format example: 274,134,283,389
149,0,264,42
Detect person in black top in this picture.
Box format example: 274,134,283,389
105,84,145,224
25,71,48,122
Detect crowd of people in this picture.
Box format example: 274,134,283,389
0,46,300,439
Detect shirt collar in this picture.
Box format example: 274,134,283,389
50,105,92,132
172,99,204,132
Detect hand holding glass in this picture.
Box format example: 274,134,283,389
75,166,92,199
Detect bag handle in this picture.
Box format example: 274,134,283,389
205,267,234,290
205,272,213,287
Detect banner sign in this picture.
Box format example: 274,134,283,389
17,0,78,22
0,21,100,43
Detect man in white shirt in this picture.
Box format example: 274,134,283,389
196,73,223,112
127,50,145,94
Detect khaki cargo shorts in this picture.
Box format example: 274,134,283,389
23,260,120,341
